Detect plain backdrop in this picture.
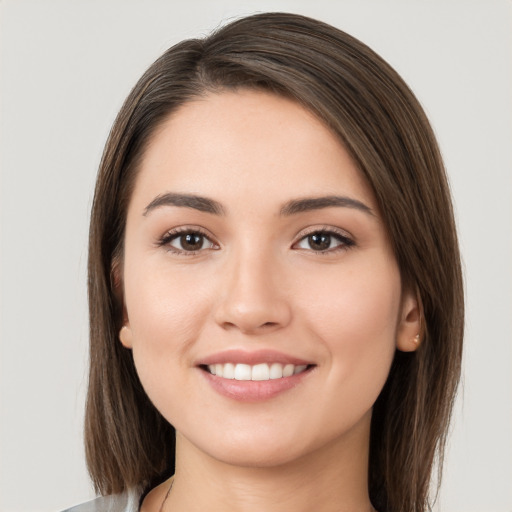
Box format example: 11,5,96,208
1,1,511,511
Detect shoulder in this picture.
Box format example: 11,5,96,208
61,489,141,512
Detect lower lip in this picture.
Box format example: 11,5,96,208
200,367,313,402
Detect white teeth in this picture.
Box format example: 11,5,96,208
269,363,283,379
294,365,307,375
223,363,235,379
206,362,309,381
234,363,252,380
283,364,295,377
252,363,270,381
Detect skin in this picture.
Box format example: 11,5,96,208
119,90,420,512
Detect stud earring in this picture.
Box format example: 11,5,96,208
413,334,420,344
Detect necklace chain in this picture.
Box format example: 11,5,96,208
158,479,174,512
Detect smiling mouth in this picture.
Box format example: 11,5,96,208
201,362,313,381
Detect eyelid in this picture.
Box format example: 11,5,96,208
292,225,355,252
294,225,354,241
157,225,220,254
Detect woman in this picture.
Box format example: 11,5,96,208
76,11,463,512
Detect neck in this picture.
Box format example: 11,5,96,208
166,413,375,512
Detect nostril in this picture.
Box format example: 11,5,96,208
220,320,281,333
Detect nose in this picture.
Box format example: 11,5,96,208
213,249,292,334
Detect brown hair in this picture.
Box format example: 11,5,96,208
85,12,463,512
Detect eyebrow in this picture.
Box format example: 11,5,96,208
143,192,373,218
143,192,225,216
279,195,374,216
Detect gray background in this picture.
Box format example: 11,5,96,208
1,1,511,511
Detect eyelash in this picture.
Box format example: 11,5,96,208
292,227,355,255
157,226,355,256
157,226,218,255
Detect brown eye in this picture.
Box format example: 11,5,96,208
307,233,331,251
294,230,354,252
166,231,216,253
180,233,204,251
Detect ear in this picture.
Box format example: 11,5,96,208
396,286,423,352
111,255,133,349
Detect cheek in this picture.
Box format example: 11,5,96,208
123,266,219,428
122,260,214,390
297,256,401,392
125,254,213,333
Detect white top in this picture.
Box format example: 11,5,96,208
61,488,141,512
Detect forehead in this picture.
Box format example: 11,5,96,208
132,90,376,212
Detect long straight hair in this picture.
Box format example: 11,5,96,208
85,12,464,512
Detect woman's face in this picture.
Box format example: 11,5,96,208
120,90,419,467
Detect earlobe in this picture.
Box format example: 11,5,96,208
111,257,133,348
119,325,133,349
396,288,423,352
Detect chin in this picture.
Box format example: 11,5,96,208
179,417,365,471
207,441,308,469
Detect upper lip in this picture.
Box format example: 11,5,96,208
196,349,313,367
